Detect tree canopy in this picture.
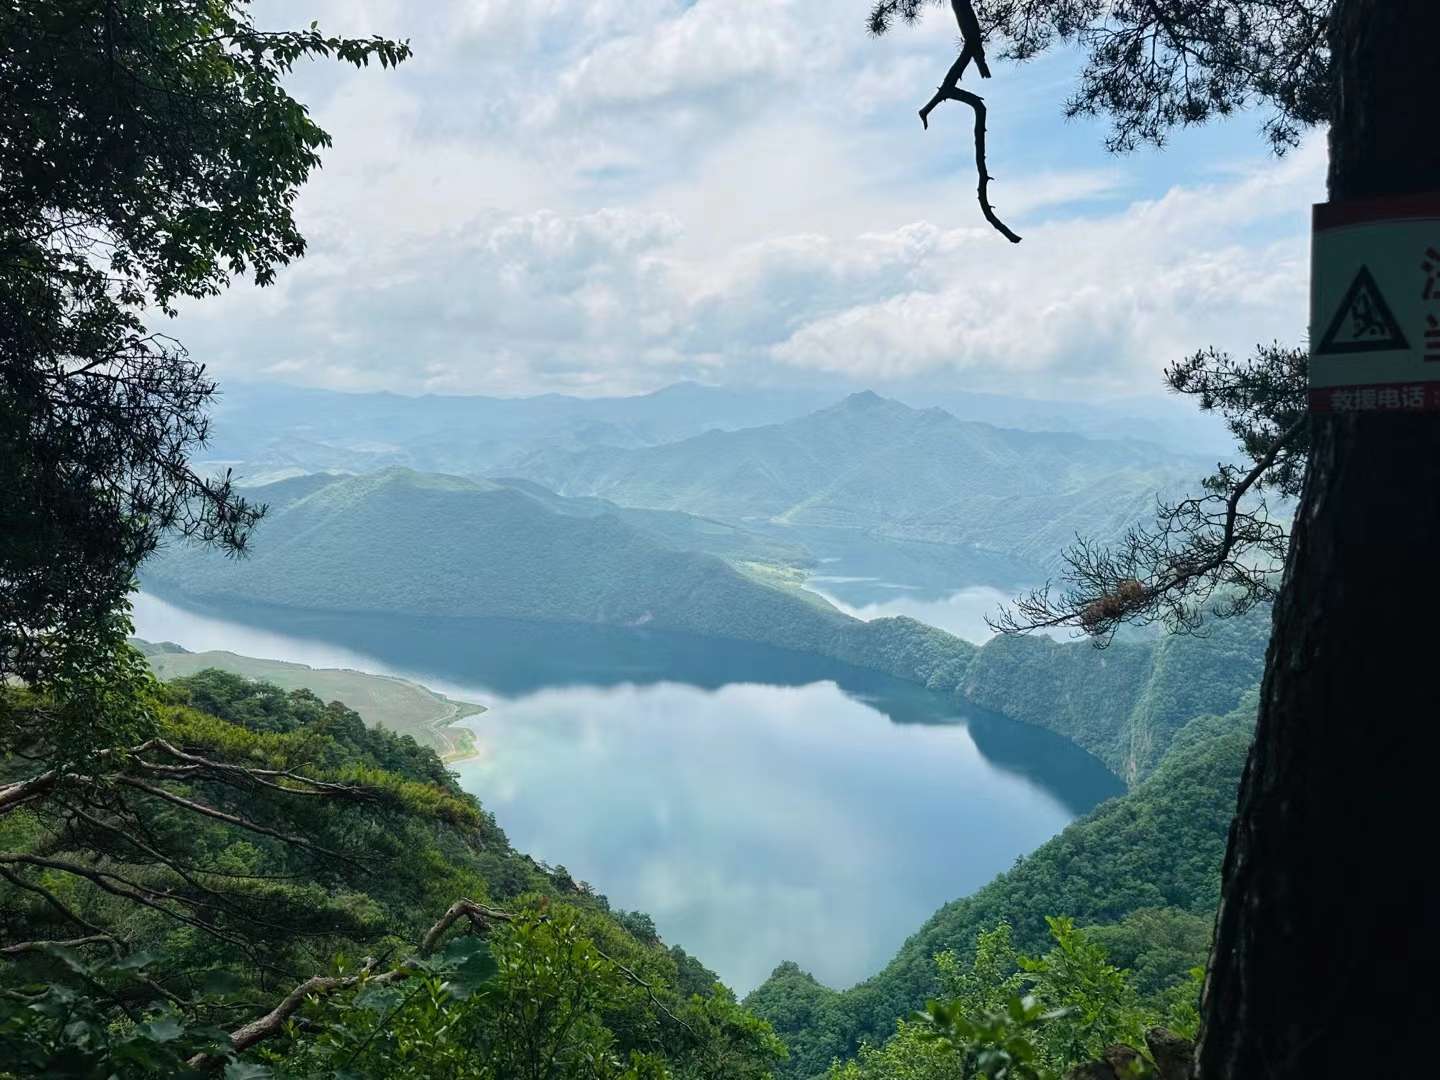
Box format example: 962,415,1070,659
0,1,407,733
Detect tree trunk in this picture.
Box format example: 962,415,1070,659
1196,2,1440,1076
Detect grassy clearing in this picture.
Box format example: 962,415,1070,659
134,639,484,759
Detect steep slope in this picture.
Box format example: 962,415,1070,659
0,671,753,1074
960,608,1269,782
746,701,1257,1078
508,392,1210,571
142,469,976,684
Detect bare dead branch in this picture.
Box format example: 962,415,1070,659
135,738,375,799
57,798,300,935
913,1,1021,242
2,738,375,828
942,88,1022,243
188,899,513,1069
418,898,516,955
190,897,699,1071
950,0,992,77
188,962,400,1069
0,768,61,816
1,933,118,956
0,852,252,953
592,941,697,1040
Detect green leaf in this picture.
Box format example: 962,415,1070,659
200,969,248,996
139,1013,185,1043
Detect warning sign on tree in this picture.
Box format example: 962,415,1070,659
1310,193,1440,412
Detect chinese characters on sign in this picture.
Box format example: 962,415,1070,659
1325,384,1433,412
1310,194,1440,412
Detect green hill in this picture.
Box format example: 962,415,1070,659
144,469,1268,789
142,468,977,688
960,608,1270,782
745,699,1258,1078
508,392,1210,573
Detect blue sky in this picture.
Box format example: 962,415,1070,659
176,1,1326,403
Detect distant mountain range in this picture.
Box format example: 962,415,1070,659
507,391,1211,572
199,380,1229,486
199,381,829,483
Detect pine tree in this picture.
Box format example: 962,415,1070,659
871,2,1438,1073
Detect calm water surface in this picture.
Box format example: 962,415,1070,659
133,591,1120,993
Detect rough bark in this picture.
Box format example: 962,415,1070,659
1196,1,1440,1076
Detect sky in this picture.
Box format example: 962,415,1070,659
175,0,1328,404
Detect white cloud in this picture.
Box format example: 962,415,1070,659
770,139,1321,394
556,0,815,109
184,2,1326,401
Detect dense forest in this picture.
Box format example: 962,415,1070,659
961,614,1269,782
0,671,783,1078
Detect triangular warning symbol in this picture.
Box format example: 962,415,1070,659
1317,265,1411,355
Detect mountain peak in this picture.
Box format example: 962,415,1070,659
845,390,886,407
823,391,921,420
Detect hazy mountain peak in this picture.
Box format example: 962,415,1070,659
841,390,891,409
300,468,514,508
816,391,917,424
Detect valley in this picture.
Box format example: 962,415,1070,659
131,592,1124,996
122,385,1266,1074
0,8,1373,1075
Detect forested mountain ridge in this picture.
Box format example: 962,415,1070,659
961,608,1270,782
200,381,831,483
507,392,1211,572
141,468,977,690
200,382,1229,488
746,699,1258,1078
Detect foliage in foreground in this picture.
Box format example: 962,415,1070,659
1,0,411,740
0,668,782,1079
827,918,1201,1080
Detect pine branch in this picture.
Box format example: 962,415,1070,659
991,415,1306,640
0,933,118,957
114,777,368,870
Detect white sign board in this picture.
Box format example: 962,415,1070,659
1310,193,1440,412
